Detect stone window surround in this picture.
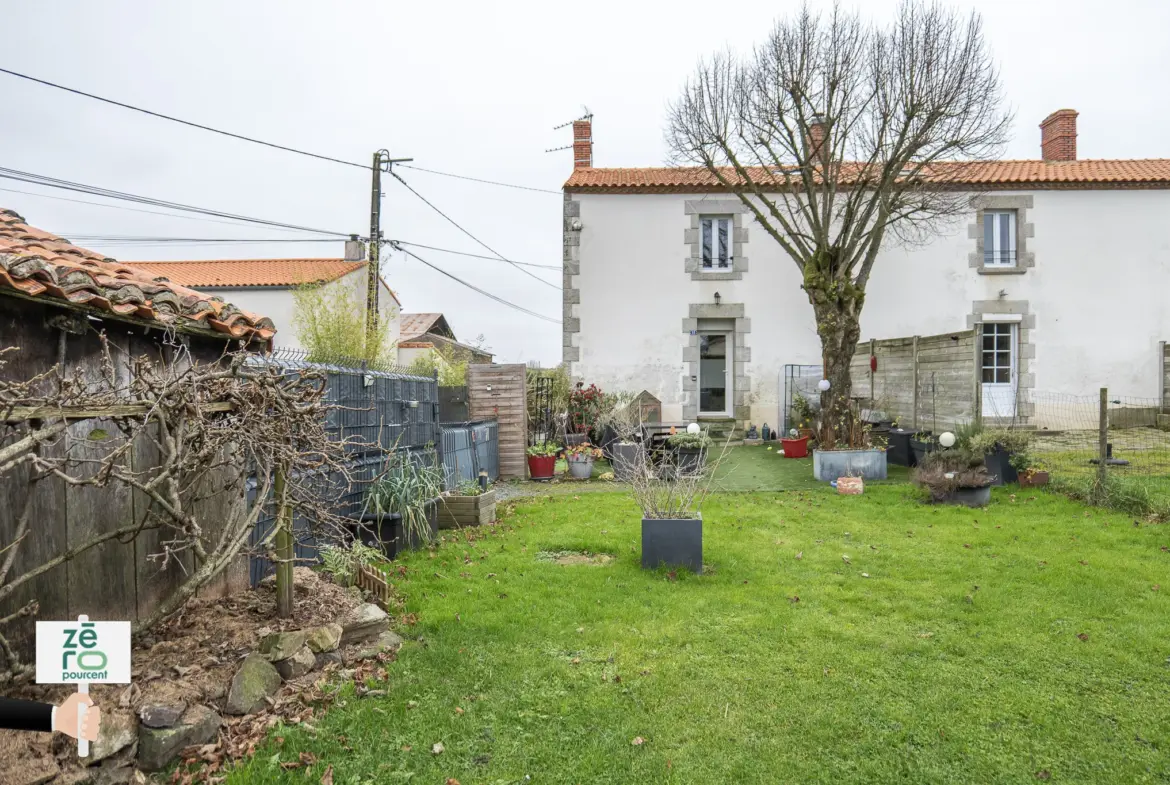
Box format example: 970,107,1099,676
968,195,1035,275
562,194,581,367
684,200,749,281
681,303,751,425
966,299,1035,421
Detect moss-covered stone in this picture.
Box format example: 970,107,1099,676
224,653,281,715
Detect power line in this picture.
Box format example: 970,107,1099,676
396,164,561,195
0,185,326,233
389,240,561,270
0,67,368,171
392,242,560,325
0,68,563,197
65,235,341,243
0,167,352,237
390,172,559,289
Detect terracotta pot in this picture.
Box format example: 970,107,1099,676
527,454,556,480
1019,470,1050,488
781,436,810,458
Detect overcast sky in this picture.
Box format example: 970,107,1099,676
3,0,1168,364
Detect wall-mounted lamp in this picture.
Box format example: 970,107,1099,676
714,291,722,305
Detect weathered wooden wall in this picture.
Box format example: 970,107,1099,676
849,330,978,431
0,297,248,662
466,363,527,479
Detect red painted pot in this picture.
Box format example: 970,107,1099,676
527,454,556,479
781,436,810,458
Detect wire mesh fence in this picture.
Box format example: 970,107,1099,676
1028,390,1170,485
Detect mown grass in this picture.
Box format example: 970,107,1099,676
227,485,1170,784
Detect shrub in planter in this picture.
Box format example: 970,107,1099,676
438,480,497,528
968,428,1033,486
912,448,993,507
526,442,559,479
666,431,712,476
1019,467,1050,487
364,452,444,554
908,432,937,467
565,442,603,479
568,382,605,441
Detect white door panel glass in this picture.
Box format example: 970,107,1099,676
699,332,732,416
981,323,1016,418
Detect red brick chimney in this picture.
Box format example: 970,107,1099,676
573,118,592,169
1040,109,1078,162
807,115,828,167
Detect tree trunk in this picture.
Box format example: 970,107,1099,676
806,258,864,449
273,466,294,619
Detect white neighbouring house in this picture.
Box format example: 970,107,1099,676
561,111,1170,433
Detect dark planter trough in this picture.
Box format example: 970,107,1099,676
641,515,702,573
938,486,992,508
886,428,917,466
610,442,640,482
356,499,439,557
983,447,1019,486
909,438,936,467
674,447,706,477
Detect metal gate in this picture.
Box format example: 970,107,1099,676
781,364,822,436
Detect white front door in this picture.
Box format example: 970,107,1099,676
698,332,733,417
981,322,1017,418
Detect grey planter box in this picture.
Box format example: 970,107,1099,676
938,485,992,507
641,515,702,573
610,443,639,482
813,448,888,481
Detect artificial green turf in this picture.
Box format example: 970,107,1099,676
711,444,910,491
227,486,1170,784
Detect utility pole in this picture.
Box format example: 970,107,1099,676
367,149,412,354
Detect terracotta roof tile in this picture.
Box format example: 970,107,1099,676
0,209,275,342
564,159,1170,192
127,258,365,288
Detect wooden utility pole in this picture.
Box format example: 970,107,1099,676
366,150,413,353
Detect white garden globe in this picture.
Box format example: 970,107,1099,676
939,431,956,448
686,423,701,434
817,379,831,392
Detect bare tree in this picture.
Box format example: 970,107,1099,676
667,0,1011,447
0,338,352,685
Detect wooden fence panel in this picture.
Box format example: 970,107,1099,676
850,330,977,430
467,363,527,479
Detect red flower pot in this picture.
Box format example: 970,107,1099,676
527,454,556,480
781,436,810,458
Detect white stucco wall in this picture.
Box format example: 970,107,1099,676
212,269,400,353
569,189,1170,426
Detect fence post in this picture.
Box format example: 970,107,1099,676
273,466,294,619
911,335,919,430
1097,387,1109,493
973,324,983,427
869,338,875,403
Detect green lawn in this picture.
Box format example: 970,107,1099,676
711,444,910,491
228,483,1170,784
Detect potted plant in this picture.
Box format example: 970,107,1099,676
565,442,603,479
791,392,817,439
1019,466,1050,488
811,408,888,481
968,429,1032,486
780,429,810,458
363,452,444,555
912,448,993,507
623,440,722,573
908,431,936,467
438,479,497,528
527,442,559,480
666,430,711,475
568,382,605,442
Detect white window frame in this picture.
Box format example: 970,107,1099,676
699,216,733,270
983,210,1017,268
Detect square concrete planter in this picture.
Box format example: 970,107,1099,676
610,443,640,482
813,448,888,481
641,515,702,573
438,489,497,529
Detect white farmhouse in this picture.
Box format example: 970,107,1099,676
562,112,1170,434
